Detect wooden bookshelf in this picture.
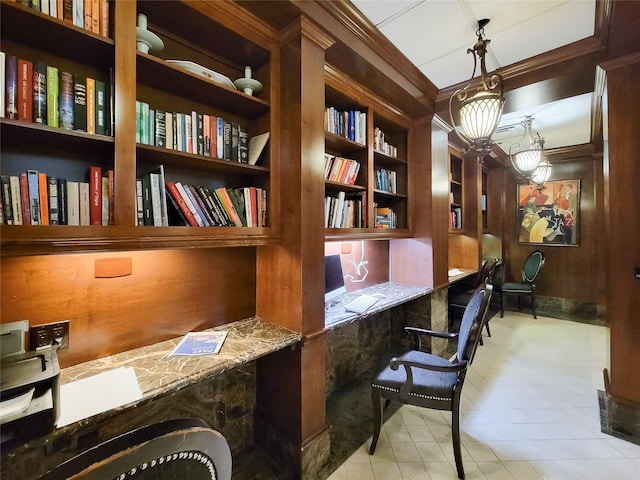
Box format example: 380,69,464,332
0,0,278,256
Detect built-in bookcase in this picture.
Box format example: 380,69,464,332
449,148,464,231
324,67,410,239
0,0,278,256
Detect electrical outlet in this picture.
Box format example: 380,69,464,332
30,321,70,350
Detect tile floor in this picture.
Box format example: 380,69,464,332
326,311,640,480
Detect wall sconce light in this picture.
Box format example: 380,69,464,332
449,18,505,160
510,116,544,175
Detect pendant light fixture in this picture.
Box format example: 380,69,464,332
449,18,505,159
530,158,552,188
510,116,544,175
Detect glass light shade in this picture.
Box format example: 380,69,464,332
459,91,504,141
513,148,543,173
531,160,552,185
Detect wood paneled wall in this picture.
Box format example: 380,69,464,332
1,249,256,368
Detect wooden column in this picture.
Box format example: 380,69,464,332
255,16,335,478
598,53,640,443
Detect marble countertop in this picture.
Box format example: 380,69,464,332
324,282,431,328
61,317,300,401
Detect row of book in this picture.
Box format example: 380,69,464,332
373,127,398,158
374,168,398,194
450,207,462,229
136,167,266,228
374,205,397,229
324,107,367,145
324,190,366,229
324,154,361,185
1,52,111,135
0,167,114,226
15,0,110,38
136,101,250,164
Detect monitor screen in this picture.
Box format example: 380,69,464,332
324,254,346,302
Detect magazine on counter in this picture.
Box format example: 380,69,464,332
170,331,228,356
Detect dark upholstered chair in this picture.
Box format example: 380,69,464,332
370,284,493,480
38,419,232,480
497,250,545,319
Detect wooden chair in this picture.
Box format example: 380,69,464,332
370,284,493,480
497,250,545,319
38,418,232,480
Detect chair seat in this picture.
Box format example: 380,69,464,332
372,350,458,401
501,282,533,293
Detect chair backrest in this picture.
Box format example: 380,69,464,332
457,283,493,363
478,258,497,284
39,419,232,480
521,250,545,284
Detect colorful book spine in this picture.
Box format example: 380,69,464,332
48,176,59,225
32,61,47,124
101,176,109,225
59,70,74,130
38,172,49,225
88,166,102,225
79,181,90,225
17,59,33,122
9,176,23,225
5,54,18,119
165,181,197,226
46,65,59,127
19,172,31,225
1,176,13,225
86,77,95,133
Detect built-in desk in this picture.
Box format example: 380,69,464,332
324,281,431,328
1,317,300,480
447,268,477,285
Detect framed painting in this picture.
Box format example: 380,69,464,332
517,179,580,246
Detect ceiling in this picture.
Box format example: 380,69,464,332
350,0,597,152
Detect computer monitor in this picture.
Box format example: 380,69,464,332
324,254,346,303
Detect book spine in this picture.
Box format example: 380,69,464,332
141,173,152,225
38,172,49,225
65,181,79,225
135,100,141,143
47,176,59,224
18,59,33,122
196,185,220,226
165,181,197,226
190,110,198,154
10,176,23,225
203,114,210,156
0,52,5,118
148,109,155,146
79,181,90,225
175,182,204,226
165,112,173,150
86,77,95,133
238,124,249,163
73,76,87,131
88,166,101,225
33,61,47,124
176,112,183,151
215,187,242,227
73,0,83,27
95,79,106,135
165,187,189,226
46,65,59,127
100,0,109,38
59,70,74,130
141,101,150,145
188,185,214,226
100,175,108,225
154,110,166,147
149,172,163,226
84,0,92,31
27,170,40,225
5,54,18,119
62,0,73,24
228,188,247,226
41,0,50,15
135,178,144,225
57,178,67,224
91,0,99,33
197,113,204,156
231,122,239,162
185,112,192,153
216,117,224,158
184,185,210,226
20,172,32,225
1,175,14,225
223,120,231,160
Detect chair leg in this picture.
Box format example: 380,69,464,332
531,293,537,319
370,388,382,455
500,293,504,318
451,392,465,479
485,320,491,337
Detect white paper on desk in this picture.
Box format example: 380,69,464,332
57,367,143,427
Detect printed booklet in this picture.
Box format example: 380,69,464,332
170,331,228,356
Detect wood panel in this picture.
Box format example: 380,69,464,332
0,249,256,368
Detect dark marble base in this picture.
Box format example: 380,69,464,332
498,295,605,326
598,389,640,446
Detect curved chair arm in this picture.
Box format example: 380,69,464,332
403,326,458,350
389,353,468,400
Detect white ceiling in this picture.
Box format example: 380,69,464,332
350,0,597,150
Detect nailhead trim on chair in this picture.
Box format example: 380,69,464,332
113,451,217,479
372,384,452,402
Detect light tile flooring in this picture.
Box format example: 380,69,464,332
327,312,640,480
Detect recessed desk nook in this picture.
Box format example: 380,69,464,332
1,318,300,480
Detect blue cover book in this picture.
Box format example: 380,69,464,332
170,331,228,356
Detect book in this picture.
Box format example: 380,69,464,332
231,122,239,162
91,0,99,33
57,177,67,224
238,124,249,163
175,182,204,226
38,172,49,225
183,184,210,226
1,175,14,225
59,70,74,130
214,187,243,227
107,169,114,225
84,0,92,33
196,113,204,155
222,120,232,160
215,116,224,158
79,181,90,225
46,65,59,127
17,59,33,122
228,188,247,227
184,112,192,153
149,172,163,226
66,181,80,225
88,166,102,225
73,0,84,27
0,52,5,118
165,112,173,150
203,114,210,156
190,110,198,154
95,79,106,135
165,181,198,226
19,172,31,225
62,0,73,24
33,61,47,124
9,176,23,225
135,178,144,225
27,170,40,225
154,110,166,147
248,132,270,165
165,186,189,226
140,101,150,145
86,77,95,133
141,174,152,225
100,0,109,37
169,331,228,356
135,100,141,143
5,54,18,119
47,176,59,224
73,75,87,131
188,185,214,226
